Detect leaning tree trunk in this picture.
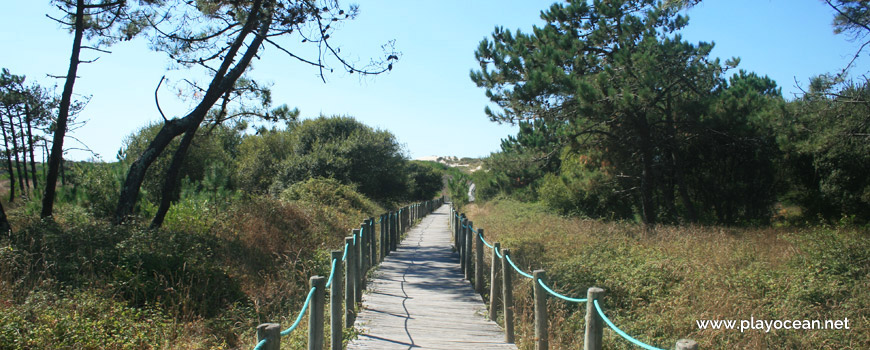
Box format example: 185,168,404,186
0,116,15,202
150,125,200,229
41,0,85,218
151,90,230,229
113,6,270,225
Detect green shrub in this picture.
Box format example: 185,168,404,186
539,150,633,219
272,116,408,202
0,290,219,350
280,177,381,215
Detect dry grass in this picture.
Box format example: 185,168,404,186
463,199,869,350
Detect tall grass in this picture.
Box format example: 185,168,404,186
464,198,869,349
0,178,385,349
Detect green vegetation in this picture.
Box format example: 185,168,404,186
465,199,869,349
468,0,869,226
0,113,442,349
458,1,870,349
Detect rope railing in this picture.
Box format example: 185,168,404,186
280,287,316,336
252,197,445,350
594,299,666,350
449,205,697,350
537,278,587,303
325,259,338,288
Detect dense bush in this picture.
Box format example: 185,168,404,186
234,127,295,194
405,161,443,201
272,116,407,202
539,149,633,219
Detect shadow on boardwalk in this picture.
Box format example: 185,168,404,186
348,205,517,350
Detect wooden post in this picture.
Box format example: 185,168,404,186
380,214,386,261
353,229,363,303
368,218,376,268
344,237,355,328
533,270,549,350
309,276,326,350
390,212,398,251
489,242,502,321
257,323,280,350
584,287,605,350
330,251,343,350
459,218,467,272
397,209,403,235
474,228,484,293
464,221,473,281
489,242,501,322
501,249,515,344
675,339,698,350
358,225,368,277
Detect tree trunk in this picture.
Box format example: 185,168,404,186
637,116,657,227
17,112,29,194
1,115,15,203
8,111,25,197
0,201,10,235
41,0,85,218
663,105,697,223
25,102,38,192
150,125,199,229
114,4,270,224
151,90,230,229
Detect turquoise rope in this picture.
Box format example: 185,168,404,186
325,258,338,288
341,242,349,261
505,254,533,279
479,232,494,249
593,300,665,350
253,338,268,350
280,287,316,336
537,278,587,303
494,245,503,258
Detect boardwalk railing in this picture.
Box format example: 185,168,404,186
253,197,444,350
450,206,699,350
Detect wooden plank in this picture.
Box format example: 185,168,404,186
348,205,517,350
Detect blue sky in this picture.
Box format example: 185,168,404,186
1,0,867,162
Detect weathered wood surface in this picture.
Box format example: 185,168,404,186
348,205,517,350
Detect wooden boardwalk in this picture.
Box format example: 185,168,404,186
348,205,517,350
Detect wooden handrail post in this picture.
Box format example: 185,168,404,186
368,217,376,268
474,228,484,293
459,217,467,271
380,214,387,261
457,213,465,252
309,276,326,350
344,236,355,328
359,224,368,277
584,287,605,350
489,242,502,322
533,270,549,350
257,323,281,350
329,251,343,350
464,221,473,281
390,211,398,251
676,339,698,350
501,248,515,343
352,228,363,303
